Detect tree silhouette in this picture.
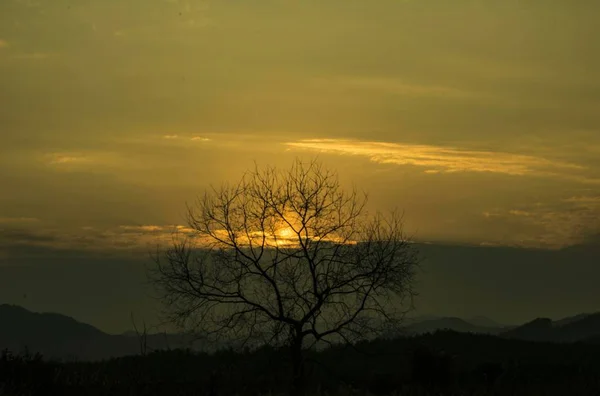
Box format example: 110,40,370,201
150,159,420,394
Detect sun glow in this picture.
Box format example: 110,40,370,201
276,226,297,240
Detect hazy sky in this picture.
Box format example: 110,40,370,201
1,0,599,332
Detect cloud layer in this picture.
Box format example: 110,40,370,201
2,0,600,250
286,139,594,182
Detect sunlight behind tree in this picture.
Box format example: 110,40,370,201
149,158,420,394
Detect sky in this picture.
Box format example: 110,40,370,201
1,0,599,333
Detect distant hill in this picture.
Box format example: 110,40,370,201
0,304,198,360
402,316,507,335
555,312,600,342
501,317,554,342
3,304,600,361
553,312,593,327
0,304,112,359
0,304,105,341
501,312,600,343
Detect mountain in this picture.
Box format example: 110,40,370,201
402,316,507,335
0,304,106,341
0,304,113,359
0,304,199,361
4,304,600,361
555,312,600,342
501,317,554,342
553,313,593,327
501,313,600,343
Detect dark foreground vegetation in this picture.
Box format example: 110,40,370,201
2,330,600,396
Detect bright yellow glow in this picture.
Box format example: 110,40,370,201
276,226,296,240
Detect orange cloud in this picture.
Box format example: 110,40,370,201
191,136,211,142
286,139,591,181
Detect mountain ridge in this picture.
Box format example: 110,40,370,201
0,304,198,360
501,312,600,343
3,304,600,361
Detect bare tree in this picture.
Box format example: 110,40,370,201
150,159,420,394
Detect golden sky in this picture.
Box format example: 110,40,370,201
1,0,600,251
2,1,600,333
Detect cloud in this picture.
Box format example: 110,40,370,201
0,228,61,245
286,139,590,180
0,220,351,255
119,225,166,232
508,210,534,217
579,232,600,248
162,134,211,142
321,76,479,99
190,136,211,142
41,151,150,172
0,217,40,224
481,196,600,248
564,195,600,206
47,154,91,165
0,224,176,254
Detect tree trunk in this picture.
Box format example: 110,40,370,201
290,336,305,396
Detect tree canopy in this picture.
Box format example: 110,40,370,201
150,159,420,392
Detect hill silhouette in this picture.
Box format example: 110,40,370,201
403,316,508,335
4,304,600,363
0,304,197,360
0,304,110,359
502,312,600,343
553,312,593,327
